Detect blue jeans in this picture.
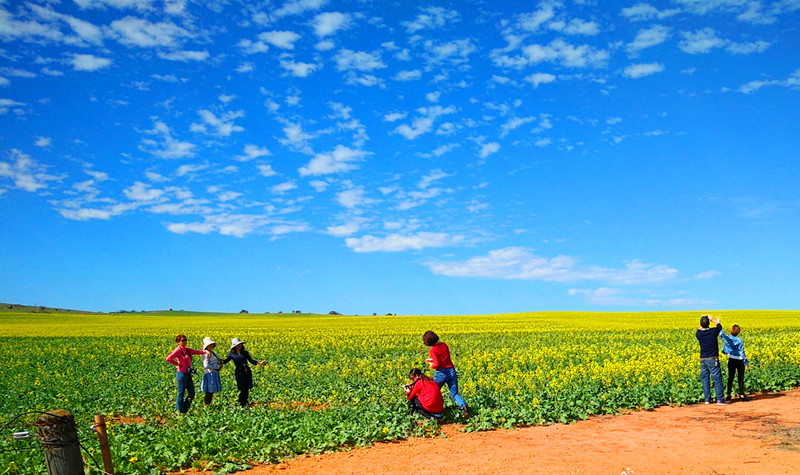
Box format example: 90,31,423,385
433,367,467,409
176,371,195,413
700,358,724,402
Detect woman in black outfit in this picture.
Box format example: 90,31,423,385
222,337,265,407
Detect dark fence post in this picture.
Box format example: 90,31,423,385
36,410,85,475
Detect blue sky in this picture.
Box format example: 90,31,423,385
1,0,799,315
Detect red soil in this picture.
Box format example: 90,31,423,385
246,389,800,475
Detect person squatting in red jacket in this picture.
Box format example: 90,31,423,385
404,368,444,421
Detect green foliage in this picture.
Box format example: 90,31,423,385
1,311,799,473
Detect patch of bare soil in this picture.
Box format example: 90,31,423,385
241,389,800,475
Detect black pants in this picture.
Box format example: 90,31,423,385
238,388,250,407
204,392,214,405
727,358,746,397
407,397,440,420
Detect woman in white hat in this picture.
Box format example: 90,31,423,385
201,337,223,406
222,337,265,407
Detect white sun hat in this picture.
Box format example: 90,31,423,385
202,336,216,350
230,337,245,349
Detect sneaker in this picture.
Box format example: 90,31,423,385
461,407,470,419
725,395,731,401
704,401,711,405
717,400,730,405
739,395,748,401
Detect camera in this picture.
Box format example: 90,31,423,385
188,367,197,375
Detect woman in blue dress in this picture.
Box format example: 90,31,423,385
200,337,223,405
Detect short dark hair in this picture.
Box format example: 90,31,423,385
175,334,187,343
731,324,741,336
422,330,439,346
409,367,423,378
699,316,710,328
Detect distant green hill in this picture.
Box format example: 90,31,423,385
0,302,95,314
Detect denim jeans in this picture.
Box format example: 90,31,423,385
176,371,195,413
433,367,467,409
700,358,724,402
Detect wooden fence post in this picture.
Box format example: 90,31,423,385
93,415,114,474
36,410,85,475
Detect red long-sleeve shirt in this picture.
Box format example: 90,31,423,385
428,342,454,370
407,378,444,413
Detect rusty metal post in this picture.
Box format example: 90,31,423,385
93,415,114,474
36,410,85,475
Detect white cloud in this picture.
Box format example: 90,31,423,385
425,247,679,284
383,112,408,122
620,3,680,22
726,40,770,55
493,39,609,69
272,0,329,19
694,270,721,279
176,163,208,177
313,12,351,37
395,118,433,140
139,119,195,159
278,121,318,154
279,57,318,77
157,50,209,62
217,191,242,202
190,109,245,137
259,31,302,49
236,144,270,161
166,213,272,237
70,54,112,71
423,39,477,66
403,6,459,33
326,221,360,236
336,186,375,208
271,180,297,194
550,18,600,36
394,105,456,140
257,164,276,177
334,49,386,71
418,169,450,189
516,3,557,32
525,72,556,88
35,137,52,147
395,70,422,81
679,28,727,54
624,62,665,78
478,142,500,158
238,38,270,54
124,181,165,202
627,25,671,53
346,232,462,252
299,145,369,176
0,149,60,192
108,17,193,49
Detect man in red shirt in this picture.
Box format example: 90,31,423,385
405,368,443,420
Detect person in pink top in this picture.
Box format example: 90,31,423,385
423,330,469,419
165,334,205,414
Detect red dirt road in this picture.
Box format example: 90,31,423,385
246,389,800,475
